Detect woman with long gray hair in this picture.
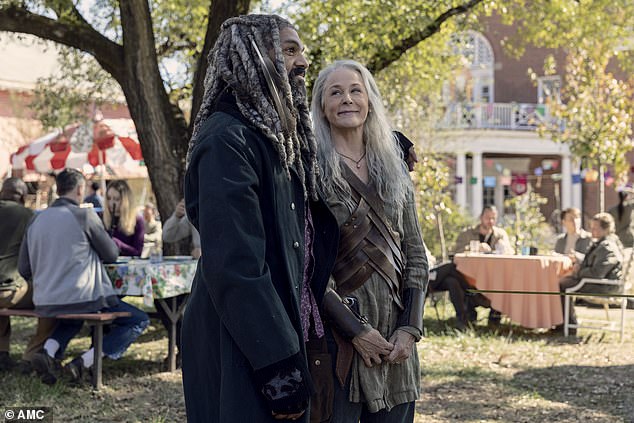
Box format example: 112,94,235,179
311,59,428,422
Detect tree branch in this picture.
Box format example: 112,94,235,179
0,4,125,81
367,0,485,73
156,36,199,57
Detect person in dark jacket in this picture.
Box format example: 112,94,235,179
19,169,149,385
0,178,56,371
183,14,338,422
608,189,634,248
554,207,592,256
557,212,624,334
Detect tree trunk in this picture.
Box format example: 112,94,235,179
190,0,251,127
599,163,605,212
116,2,189,230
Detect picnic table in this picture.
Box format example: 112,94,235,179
454,253,572,329
105,256,197,370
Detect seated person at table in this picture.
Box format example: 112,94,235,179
0,178,57,371
141,202,162,258
153,198,199,369
162,198,201,259
554,207,592,257
18,169,149,384
104,180,144,257
428,206,511,328
454,206,513,254
439,206,511,326
557,213,623,335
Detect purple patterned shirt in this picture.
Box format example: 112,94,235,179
301,205,324,342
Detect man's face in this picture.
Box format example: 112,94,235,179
590,220,607,239
480,209,497,232
279,27,308,84
76,182,86,204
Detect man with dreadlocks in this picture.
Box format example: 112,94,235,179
182,14,339,422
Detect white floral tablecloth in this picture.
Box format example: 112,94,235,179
105,258,197,306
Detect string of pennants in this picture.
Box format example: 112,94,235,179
453,159,634,195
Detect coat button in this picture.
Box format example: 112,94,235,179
290,202,296,210
293,241,300,248
314,359,321,366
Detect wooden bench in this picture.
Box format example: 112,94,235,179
0,308,131,389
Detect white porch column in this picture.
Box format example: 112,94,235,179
571,159,582,210
455,152,467,210
494,183,505,214
561,154,572,209
471,151,483,216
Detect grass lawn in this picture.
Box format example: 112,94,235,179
1,298,633,422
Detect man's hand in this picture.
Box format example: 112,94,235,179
272,410,305,420
385,329,415,364
479,242,492,253
175,199,186,218
191,247,201,259
351,328,394,367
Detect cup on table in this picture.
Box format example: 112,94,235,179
469,240,480,254
149,246,163,264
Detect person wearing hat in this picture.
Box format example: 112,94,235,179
0,178,57,371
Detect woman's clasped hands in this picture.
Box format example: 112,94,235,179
352,328,415,367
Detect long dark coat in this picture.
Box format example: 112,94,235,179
183,101,338,422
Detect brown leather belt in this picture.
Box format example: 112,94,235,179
332,167,404,307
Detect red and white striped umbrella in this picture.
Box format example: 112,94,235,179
11,119,143,174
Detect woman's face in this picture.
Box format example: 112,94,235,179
322,67,369,132
562,213,580,234
107,187,122,216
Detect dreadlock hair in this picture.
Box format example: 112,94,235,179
189,14,319,199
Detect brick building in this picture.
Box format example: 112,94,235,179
434,16,633,224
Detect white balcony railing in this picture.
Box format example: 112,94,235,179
438,102,551,130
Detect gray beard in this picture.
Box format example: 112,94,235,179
289,75,307,111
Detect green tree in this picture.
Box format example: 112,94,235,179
414,152,472,260
501,191,552,255
501,0,634,211
0,0,485,227
536,45,633,211
0,0,250,224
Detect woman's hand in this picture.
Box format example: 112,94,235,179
351,328,394,367
385,329,415,364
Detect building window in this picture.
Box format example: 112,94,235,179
537,76,561,104
448,31,495,104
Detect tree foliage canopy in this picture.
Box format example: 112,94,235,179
3,0,633,255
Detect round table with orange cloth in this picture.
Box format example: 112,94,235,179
454,253,573,329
